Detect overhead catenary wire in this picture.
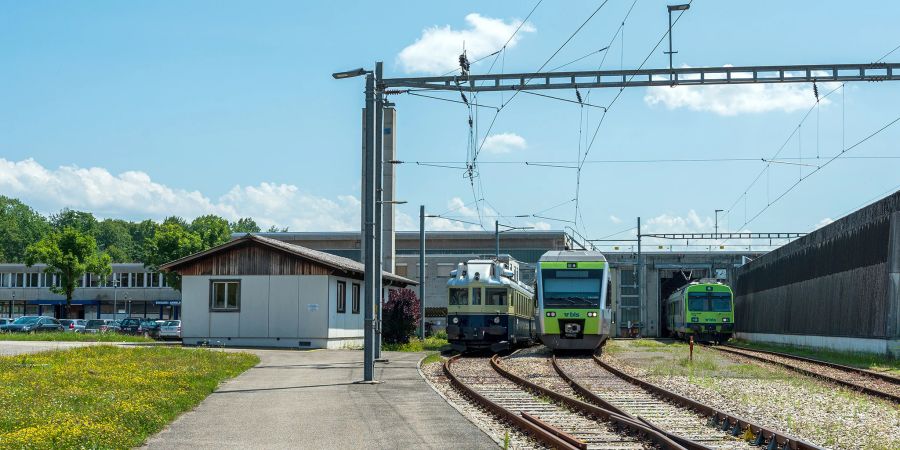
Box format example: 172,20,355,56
737,112,900,229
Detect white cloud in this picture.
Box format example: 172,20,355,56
609,215,622,224
481,132,527,154
644,65,839,116
0,158,360,231
525,221,552,231
644,209,712,234
397,13,535,74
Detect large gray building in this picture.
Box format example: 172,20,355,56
0,263,181,320
253,231,764,337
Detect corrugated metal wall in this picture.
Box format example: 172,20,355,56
734,191,900,339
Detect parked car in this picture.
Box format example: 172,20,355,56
0,318,12,326
106,320,121,333
159,320,182,340
59,319,87,333
84,319,118,333
118,317,161,338
0,316,64,333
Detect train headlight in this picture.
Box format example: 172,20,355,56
545,311,556,317
452,317,459,324
722,317,730,323
493,316,500,324
587,312,598,317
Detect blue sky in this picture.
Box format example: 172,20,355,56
1,1,898,249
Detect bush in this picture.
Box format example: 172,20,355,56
383,288,420,345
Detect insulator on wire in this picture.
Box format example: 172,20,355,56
459,52,471,76
468,116,473,128
460,92,469,105
813,82,820,102
575,89,583,105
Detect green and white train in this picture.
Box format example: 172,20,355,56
535,250,613,351
446,259,535,352
665,280,735,343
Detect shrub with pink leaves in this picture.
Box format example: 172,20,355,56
383,288,421,344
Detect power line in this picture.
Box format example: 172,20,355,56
876,42,900,63
739,112,900,229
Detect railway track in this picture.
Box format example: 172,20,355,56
444,354,684,449
712,345,900,403
550,355,823,450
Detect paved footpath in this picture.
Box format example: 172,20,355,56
0,340,103,355
143,349,496,449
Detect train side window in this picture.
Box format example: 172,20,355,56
449,288,469,305
486,288,507,306
471,288,482,305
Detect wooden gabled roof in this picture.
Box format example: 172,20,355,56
160,234,416,285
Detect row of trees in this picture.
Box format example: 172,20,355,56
0,196,287,314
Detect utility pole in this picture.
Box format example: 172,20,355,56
636,217,642,335
362,69,376,382
419,205,426,340
374,62,384,362
495,220,500,259
714,209,724,236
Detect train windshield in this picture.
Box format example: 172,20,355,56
449,288,468,305
542,269,603,309
687,292,732,312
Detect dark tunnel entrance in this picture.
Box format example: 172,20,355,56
658,268,707,337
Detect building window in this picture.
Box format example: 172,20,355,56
118,273,130,288
148,273,160,287
336,281,347,313
210,280,241,312
395,264,408,277
352,283,360,314
13,273,24,288
26,273,39,288
437,264,455,277
135,273,145,287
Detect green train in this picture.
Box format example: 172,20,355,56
665,280,735,343
535,250,612,351
446,259,535,352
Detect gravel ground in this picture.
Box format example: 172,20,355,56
603,340,900,450
718,346,900,398
420,355,542,449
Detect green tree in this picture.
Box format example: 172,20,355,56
128,219,158,261
266,224,289,232
142,222,203,290
0,196,51,262
190,214,231,249
96,219,135,262
50,209,99,236
230,217,260,233
25,227,112,317
162,216,188,228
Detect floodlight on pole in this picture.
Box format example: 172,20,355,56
331,68,369,79
665,4,691,73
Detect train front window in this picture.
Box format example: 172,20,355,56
687,293,709,311
449,288,468,305
710,293,732,312
542,269,603,308
471,288,482,305
486,288,507,306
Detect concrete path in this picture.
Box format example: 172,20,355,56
144,349,496,449
0,340,103,355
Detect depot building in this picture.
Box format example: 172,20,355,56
161,234,416,349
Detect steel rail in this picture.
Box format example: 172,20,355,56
550,356,712,450
591,355,825,450
711,345,900,404
442,355,582,450
723,344,900,385
488,355,687,450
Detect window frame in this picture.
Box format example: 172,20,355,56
209,279,242,312
336,280,347,314
351,283,360,314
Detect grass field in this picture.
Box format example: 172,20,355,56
0,331,155,343
0,346,258,448
728,339,900,376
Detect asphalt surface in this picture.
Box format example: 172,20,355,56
0,340,102,355
143,349,496,449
